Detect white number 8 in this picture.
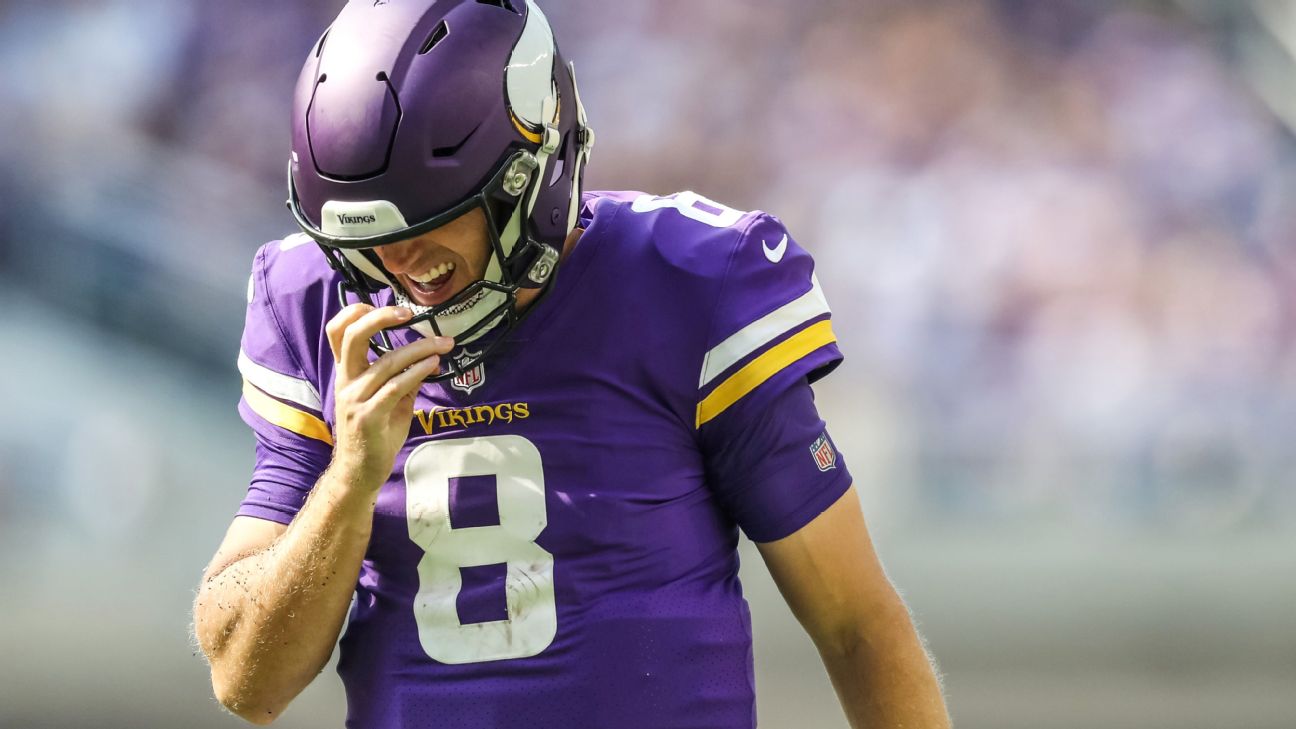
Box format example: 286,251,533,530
631,191,746,229
404,435,556,664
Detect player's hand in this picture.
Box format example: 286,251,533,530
325,304,453,493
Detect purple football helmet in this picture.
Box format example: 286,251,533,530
286,0,594,380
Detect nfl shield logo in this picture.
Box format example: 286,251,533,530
450,350,486,396
810,433,837,472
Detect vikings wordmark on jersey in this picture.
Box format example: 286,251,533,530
234,191,851,729
412,401,531,435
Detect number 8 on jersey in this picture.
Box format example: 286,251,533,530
405,435,556,664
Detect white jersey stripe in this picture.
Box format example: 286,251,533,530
699,275,831,388
238,349,324,412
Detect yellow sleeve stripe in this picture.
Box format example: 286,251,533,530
695,319,837,428
242,379,335,446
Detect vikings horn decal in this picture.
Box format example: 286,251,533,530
506,0,559,144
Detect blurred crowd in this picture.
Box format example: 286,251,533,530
1,0,1293,536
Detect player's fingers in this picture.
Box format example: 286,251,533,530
372,354,442,410
326,304,375,367
355,335,454,400
339,306,413,380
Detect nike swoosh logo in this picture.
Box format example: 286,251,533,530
762,234,788,263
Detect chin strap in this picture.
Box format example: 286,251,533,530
566,61,596,232
494,92,559,264
524,94,562,224
497,93,563,289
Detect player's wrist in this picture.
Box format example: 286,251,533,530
327,446,394,498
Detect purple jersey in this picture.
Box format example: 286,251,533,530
235,191,851,729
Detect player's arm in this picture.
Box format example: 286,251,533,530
682,206,947,725
193,304,449,725
756,486,951,729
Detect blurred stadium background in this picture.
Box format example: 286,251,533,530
2,1,1295,727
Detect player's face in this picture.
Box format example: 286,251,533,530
374,207,492,308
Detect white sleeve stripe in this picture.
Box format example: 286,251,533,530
238,350,324,412
699,274,832,388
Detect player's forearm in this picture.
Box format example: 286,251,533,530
195,461,379,723
817,600,951,729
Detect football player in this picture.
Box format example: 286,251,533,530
193,1,951,727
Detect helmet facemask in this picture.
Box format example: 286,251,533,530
289,144,563,380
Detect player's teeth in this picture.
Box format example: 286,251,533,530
410,262,454,284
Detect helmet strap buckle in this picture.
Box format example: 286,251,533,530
541,124,561,155
538,95,561,155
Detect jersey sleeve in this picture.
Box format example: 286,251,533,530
235,240,334,525
698,213,851,542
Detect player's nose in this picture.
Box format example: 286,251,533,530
374,237,422,275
